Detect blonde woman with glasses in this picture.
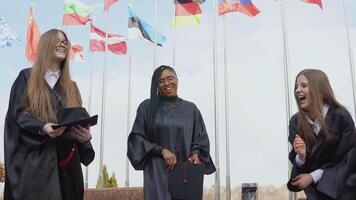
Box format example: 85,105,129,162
4,29,94,200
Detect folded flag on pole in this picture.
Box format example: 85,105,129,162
26,7,40,63
238,0,260,17
173,0,206,27
103,0,118,12
218,0,239,16
300,0,323,10
0,17,21,48
128,7,166,46
63,0,98,25
70,44,84,62
90,23,127,55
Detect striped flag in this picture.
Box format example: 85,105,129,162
218,0,239,16
173,0,205,27
103,0,118,12
26,7,40,63
63,0,98,25
0,17,21,48
228,0,260,17
90,23,127,55
301,0,323,9
128,7,166,46
70,44,84,62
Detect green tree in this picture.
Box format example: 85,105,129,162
103,165,111,188
96,165,111,188
109,172,118,188
96,165,119,188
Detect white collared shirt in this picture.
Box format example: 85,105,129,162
295,105,329,183
44,69,61,89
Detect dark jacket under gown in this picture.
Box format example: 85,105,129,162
287,106,356,200
4,68,95,200
127,96,216,200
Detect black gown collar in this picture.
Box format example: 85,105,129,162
158,95,179,103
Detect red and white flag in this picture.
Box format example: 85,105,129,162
70,44,84,62
103,0,118,12
90,23,127,55
26,7,40,63
301,0,323,9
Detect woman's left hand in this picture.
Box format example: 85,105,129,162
188,154,202,165
291,173,313,189
71,125,92,143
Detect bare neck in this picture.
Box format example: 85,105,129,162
48,62,61,72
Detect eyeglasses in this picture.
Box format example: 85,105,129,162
159,76,176,85
56,39,69,46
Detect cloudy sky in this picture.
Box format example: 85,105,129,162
1,0,356,189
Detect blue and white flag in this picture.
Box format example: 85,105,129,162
0,17,21,48
128,7,166,46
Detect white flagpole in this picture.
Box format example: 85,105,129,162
173,3,176,67
154,0,158,70
212,0,220,199
85,14,96,189
279,0,295,200
342,0,356,119
222,14,231,200
98,10,109,188
125,5,134,188
125,42,133,188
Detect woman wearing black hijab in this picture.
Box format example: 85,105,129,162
127,65,215,200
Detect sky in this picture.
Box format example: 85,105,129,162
1,0,356,190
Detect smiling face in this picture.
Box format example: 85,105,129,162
53,31,68,63
295,74,314,112
158,69,178,97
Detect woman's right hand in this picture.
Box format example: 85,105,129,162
294,134,306,161
162,149,176,170
42,123,66,138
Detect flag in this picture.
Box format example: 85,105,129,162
90,23,127,55
128,7,166,46
0,17,21,48
63,0,98,25
301,0,323,9
70,44,84,62
26,7,40,63
233,0,260,17
104,0,118,12
218,0,239,16
173,0,205,27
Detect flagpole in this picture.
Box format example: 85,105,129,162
98,9,109,189
125,41,132,188
153,0,158,70
342,0,356,119
173,2,176,67
222,14,231,200
212,0,220,199
85,15,95,189
125,5,134,188
280,1,295,200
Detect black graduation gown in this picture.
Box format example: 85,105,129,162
4,68,95,200
127,97,216,200
287,106,356,200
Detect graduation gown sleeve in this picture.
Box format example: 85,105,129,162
127,99,159,170
190,105,216,175
73,82,95,166
9,69,46,135
316,109,356,199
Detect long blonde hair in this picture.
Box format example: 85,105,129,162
25,29,81,122
295,69,343,151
